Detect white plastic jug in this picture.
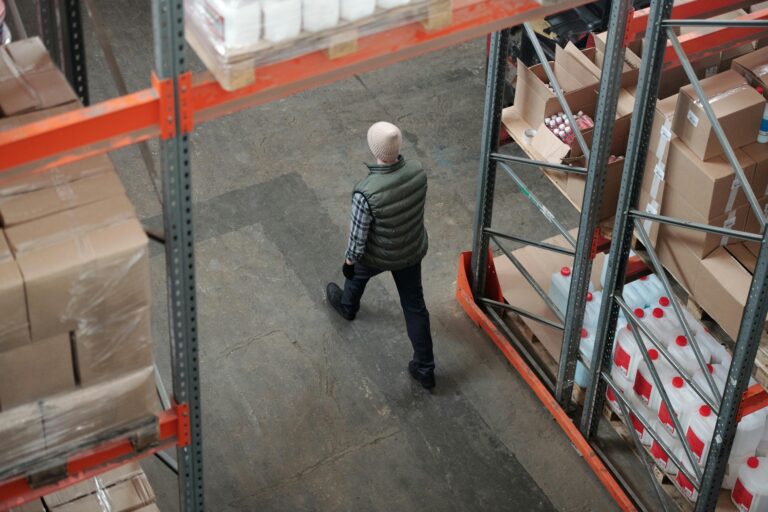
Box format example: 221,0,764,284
263,0,302,43
656,295,701,333
640,274,666,303
302,0,340,32
622,279,649,311
606,371,634,417
642,307,684,349
692,363,727,404
377,0,411,8
685,404,718,466
548,266,594,319
575,328,596,388
656,375,695,434
757,415,768,457
633,348,673,407
668,334,712,376
649,419,682,475
202,0,262,48
733,408,768,462
612,312,652,382
627,393,655,446
674,457,699,502
732,456,768,512
726,454,752,490
340,0,374,20
583,290,603,329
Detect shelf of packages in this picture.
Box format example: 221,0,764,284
0,0,599,175
0,403,190,511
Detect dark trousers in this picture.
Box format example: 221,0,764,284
341,260,435,374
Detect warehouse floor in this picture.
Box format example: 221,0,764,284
18,2,618,511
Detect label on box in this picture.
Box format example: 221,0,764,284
687,110,699,127
202,1,226,44
660,123,672,141
653,162,665,181
704,65,718,78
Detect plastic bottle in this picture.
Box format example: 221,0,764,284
725,454,752,490
627,392,655,446
732,408,768,462
622,279,648,311
583,290,603,329
640,274,667,303
303,0,340,32
606,371,634,417
633,348,673,407
692,362,727,404
548,266,594,318
674,457,699,502
656,296,701,334
203,0,262,48
649,419,683,476
612,312,652,382
757,86,768,144
263,0,302,43
757,415,768,457
642,307,684,349
685,404,718,466
668,334,712,376
340,0,374,20
732,456,768,511
656,375,695,435
575,328,596,388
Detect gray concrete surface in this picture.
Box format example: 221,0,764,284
16,2,619,511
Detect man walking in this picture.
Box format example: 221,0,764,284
326,121,435,389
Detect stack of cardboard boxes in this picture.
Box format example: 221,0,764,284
0,38,157,474
10,463,159,512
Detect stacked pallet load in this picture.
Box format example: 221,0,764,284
9,463,159,511
0,38,157,481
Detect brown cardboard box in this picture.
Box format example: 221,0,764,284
662,139,755,221
0,333,75,410
41,366,157,452
697,247,754,339
679,10,755,73
43,463,145,508
732,46,768,92
74,305,153,385
0,230,30,351
727,243,757,274
0,170,126,227
673,70,765,160
8,500,46,512
743,198,768,255
742,142,768,198
0,402,44,470
5,196,150,341
654,226,703,294
0,38,78,117
659,54,721,100
526,91,600,164
594,31,643,70
553,44,600,93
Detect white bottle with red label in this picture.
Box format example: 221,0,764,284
606,371,634,417
655,296,701,334
642,307,685,349
692,363,727,404
668,334,712,376
627,392,655,446
733,408,768,462
732,456,768,512
674,456,700,502
612,311,653,382
583,290,603,329
548,266,594,318
633,348,673,407
575,328,596,388
649,419,683,476
685,404,718,466
656,375,695,435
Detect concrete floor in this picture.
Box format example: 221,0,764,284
18,2,619,511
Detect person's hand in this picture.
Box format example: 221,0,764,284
343,261,355,280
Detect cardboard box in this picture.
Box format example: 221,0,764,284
654,227,702,294
0,38,78,117
732,46,768,93
594,31,642,70
679,10,755,73
526,92,600,164
743,198,768,256
673,70,764,160
5,196,150,341
662,139,755,222
0,402,44,470
43,463,145,508
0,230,30,351
0,333,75,410
0,171,126,227
8,500,46,512
41,366,157,451
727,243,757,274
697,247,754,339
74,305,153,385
742,141,768,198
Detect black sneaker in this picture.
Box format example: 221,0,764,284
326,283,355,321
408,360,436,389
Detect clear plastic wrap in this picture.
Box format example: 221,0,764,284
184,0,445,90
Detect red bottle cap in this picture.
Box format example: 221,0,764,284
581,328,588,338
757,86,765,95
749,456,760,469
586,292,593,301
653,308,664,319
560,266,571,277
640,275,648,281
659,296,670,307
707,363,714,374
648,349,659,360
676,335,688,347
634,308,645,318
672,376,684,388
700,405,712,417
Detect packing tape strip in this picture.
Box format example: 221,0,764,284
655,120,673,162
643,200,659,236
720,210,737,247
755,64,768,79
0,47,41,107
692,84,752,108
725,179,741,214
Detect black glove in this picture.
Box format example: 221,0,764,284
342,262,355,280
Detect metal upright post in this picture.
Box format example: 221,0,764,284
554,0,630,406
470,29,510,298
581,0,674,437
696,228,768,508
152,1,204,510
60,0,89,104
36,0,62,69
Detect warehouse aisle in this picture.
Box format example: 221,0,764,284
17,2,619,510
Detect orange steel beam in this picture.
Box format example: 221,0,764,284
627,0,755,42
0,0,588,174
455,251,637,512
0,406,186,510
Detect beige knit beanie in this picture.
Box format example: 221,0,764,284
367,122,402,163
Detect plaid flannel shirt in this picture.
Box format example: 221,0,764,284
345,192,372,263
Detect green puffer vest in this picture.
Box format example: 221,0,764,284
354,157,429,270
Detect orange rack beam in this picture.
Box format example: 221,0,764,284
0,404,189,511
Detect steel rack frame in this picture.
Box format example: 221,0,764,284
461,2,768,512
0,1,613,510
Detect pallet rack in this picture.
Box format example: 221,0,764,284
462,1,768,511
0,0,614,510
